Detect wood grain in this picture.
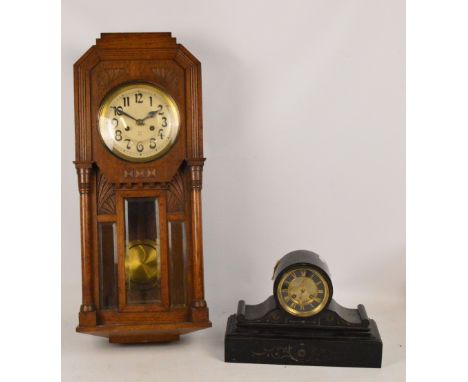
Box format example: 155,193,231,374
74,33,210,342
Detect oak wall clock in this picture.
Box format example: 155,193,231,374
73,33,210,343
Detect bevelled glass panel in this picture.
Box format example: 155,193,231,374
124,198,161,305
168,221,187,306
99,223,117,309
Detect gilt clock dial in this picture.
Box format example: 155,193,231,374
276,266,331,317
98,83,180,162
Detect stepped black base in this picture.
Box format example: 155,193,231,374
224,296,382,368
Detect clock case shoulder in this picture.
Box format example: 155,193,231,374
236,295,370,331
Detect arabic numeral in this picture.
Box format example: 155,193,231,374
137,142,144,152
124,139,131,149
123,96,130,107
161,117,167,127
112,106,123,116
150,138,156,149
135,93,143,103
115,130,122,141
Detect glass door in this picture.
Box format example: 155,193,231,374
117,190,169,312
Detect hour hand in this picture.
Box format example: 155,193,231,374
142,110,158,121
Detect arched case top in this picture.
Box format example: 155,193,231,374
272,249,332,282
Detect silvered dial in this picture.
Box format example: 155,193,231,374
276,267,330,317
98,83,180,162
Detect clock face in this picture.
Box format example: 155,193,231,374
98,83,180,162
276,267,330,317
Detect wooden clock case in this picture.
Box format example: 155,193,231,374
73,33,210,343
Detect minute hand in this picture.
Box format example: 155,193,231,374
115,108,138,122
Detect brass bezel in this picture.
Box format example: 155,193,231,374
276,266,330,317
98,82,180,163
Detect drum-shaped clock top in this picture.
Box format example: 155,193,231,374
273,250,333,318
98,83,180,162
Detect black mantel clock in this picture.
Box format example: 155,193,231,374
224,250,383,368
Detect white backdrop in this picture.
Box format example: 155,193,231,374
62,1,405,381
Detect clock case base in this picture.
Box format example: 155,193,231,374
77,317,211,344
225,296,382,368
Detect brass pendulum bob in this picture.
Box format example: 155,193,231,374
125,239,160,290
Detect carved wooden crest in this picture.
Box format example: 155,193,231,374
167,171,185,213
97,172,115,215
